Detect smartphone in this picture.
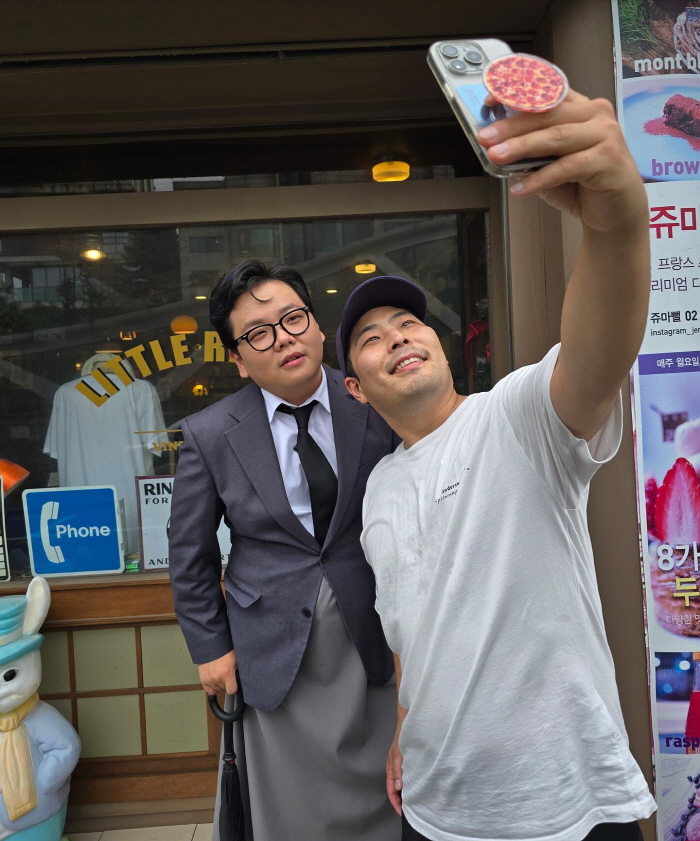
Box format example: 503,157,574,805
427,38,555,178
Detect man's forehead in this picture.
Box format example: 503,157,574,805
350,305,406,340
229,281,304,328
232,280,302,311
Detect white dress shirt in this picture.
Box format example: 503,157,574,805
260,367,338,536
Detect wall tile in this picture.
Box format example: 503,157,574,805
77,695,141,757
39,631,71,694
145,691,208,754
141,625,199,688
74,628,137,691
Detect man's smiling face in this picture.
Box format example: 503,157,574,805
230,279,325,403
344,305,451,412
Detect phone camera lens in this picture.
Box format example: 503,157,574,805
440,44,460,58
448,59,468,74
464,49,483,65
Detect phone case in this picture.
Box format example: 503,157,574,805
427,38,555,178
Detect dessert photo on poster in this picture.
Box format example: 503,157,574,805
657,755,700,840
616,0,700,180
624,75,700,181
656,651,700,753
618,0,700,78
640,366,700,636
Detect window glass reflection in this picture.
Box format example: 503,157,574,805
0,212,487,580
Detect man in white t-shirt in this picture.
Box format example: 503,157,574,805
334,90,657,841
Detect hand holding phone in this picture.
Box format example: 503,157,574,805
429,37,643,236
428,39,566,177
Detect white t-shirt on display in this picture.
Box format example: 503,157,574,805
44,373,168,554
361,345,656,841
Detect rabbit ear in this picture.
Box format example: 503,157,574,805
23,577,51,635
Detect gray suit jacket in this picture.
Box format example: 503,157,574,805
169,367,397,711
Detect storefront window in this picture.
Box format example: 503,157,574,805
0,165,455,199
0,211,488,580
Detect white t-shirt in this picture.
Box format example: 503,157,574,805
44,374,168,554
361,345,656,841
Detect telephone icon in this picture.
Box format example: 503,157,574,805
40,501,66,564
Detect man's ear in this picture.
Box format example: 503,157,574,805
344,376,368,404
230,349,250,379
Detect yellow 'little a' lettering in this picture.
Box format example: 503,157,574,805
78,331,232,406
204,331,226,362
170,335,192,367
75,380,109,407
102,356,134,386
91,368,119,395
124,344,152,376
149,340,173,371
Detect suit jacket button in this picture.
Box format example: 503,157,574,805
320,552,329,564
301,607,312,618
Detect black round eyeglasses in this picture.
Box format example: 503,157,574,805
233,306,311,352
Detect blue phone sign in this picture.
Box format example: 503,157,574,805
23,486,124,577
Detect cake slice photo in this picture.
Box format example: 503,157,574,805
664,94,700,138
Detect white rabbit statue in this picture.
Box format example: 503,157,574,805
0,577,80,841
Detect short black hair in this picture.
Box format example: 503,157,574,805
210,259,314,352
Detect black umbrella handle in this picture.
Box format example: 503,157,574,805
208,686,246,723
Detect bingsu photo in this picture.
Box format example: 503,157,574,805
640,366,700,636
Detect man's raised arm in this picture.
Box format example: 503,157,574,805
478,92,650,441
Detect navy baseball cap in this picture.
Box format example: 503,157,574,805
336,275,427,378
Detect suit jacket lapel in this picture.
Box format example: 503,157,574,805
224,384,318,551
325,367,369,547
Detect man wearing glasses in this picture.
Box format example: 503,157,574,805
169,259,400,841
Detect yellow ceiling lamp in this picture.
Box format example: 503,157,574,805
171,315,198,335
372,160,410,182
119,330,136,341
81,235,105,261
355,261,376,274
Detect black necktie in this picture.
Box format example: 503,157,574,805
277,401,338,545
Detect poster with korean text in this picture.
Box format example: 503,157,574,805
614,2,700,837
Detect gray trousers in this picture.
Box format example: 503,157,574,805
212,576,400,841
